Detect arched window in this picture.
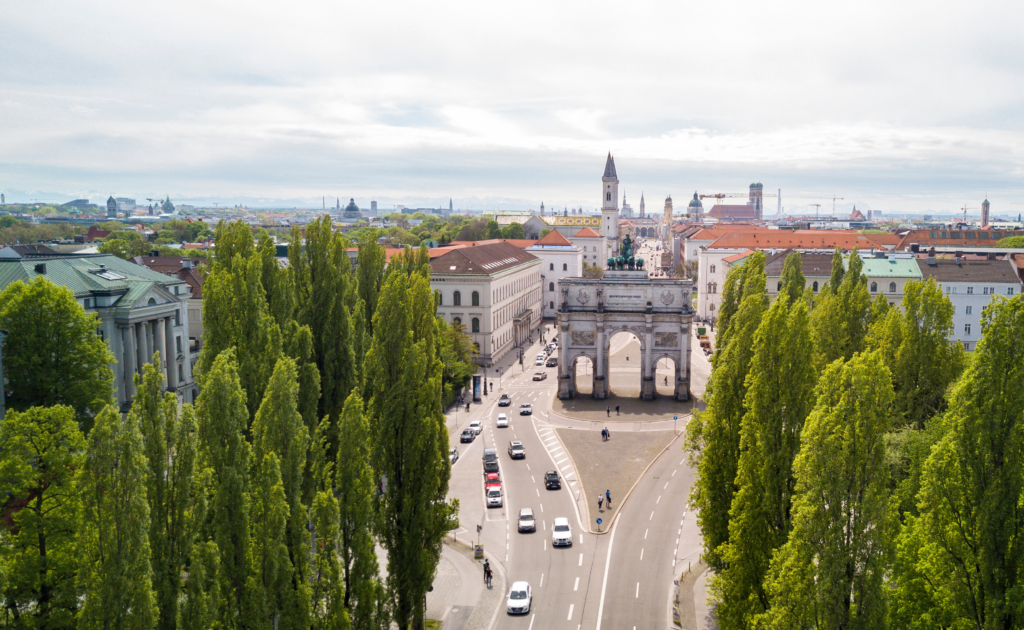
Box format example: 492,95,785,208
550,301,554,310
713,283,718,294
812,281,819,293
562,263,567,271
606,192,611,201
777,282,782,292
549,282,555,292
550,263,554,271
148,297,157,305
472,318,480,333
453,291,462,306
870,282,877,293
710,265,716,274
453,316,461,325
438,292,443,305
707,282,712,293
889,282,897,293
472,291,480,306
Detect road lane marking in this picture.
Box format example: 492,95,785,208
536,489,540,496
540,573,544,587
528,615,535,630
640,548,644,560
526,464,530,471
664,481,670,489
543,540,546,551
657,495,661,504
540,504,543,512
644,529,648,539
574,576,579,591
636,582,640,598
532,476,536,483
567,604,574,620
679,459,684,466
578,553,583,566
672,469,677,477
650,510,655,520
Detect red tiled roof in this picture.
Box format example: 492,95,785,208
573,227,601,238
894,228,1024,251
429,241,538,275
708,230,895,251
85,226,111,241
535,230,573,246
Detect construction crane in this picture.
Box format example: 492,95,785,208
831,195,845,216
810,203,822,220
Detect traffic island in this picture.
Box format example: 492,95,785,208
554,427,679,532
552,393,694,423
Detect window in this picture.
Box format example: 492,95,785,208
965,305,972,315
967,286,974,294
472,291,480,306
550,263,554,270
454,291,462,306
813,281,819,293
549,282,555,292
707,282,713,293
889,282,897,293
606,192,611,201
473,342,480,353
563,263,567,271
983,287,989,295
713,283,718,294
777,282,782,292
1009,287,1016,296
148,297,157,306
178,364,184,382
438,292,443,305
989,286,995,295
710,265,716,274
472,318,480,333
550,301,554,309
965,323,972,335
453,317,461,325
175,310,181,326
870,282,877,293
964,342,970,351
176,336,182,353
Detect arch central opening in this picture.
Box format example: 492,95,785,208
570,355,594,396
655,356,678,397
606,329,642,398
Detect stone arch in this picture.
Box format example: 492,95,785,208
605,328,644,398
564,350,596,398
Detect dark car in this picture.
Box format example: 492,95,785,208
508,441,526,459
482,447,499,473
498,394,511,407
544,470,561,490
545,357,558,367
460,429,475,443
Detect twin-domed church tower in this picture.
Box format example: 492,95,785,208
601,152,620,259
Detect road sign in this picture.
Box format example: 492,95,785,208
673,415,678,420
596,518,603,525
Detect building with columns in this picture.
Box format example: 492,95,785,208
0,253,197,409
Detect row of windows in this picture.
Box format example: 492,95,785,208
928,230,1016,240
451,316,480,333
548,263,569,271
946,286,1015,296
492,271,541,303
439,290,479,307
869,282,899,294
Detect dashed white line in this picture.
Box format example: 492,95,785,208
544,540,547,551
573,576,579,591
526,464,531,471
528,614,535,630
636,582,640,598
536,489,540,496
532,476,536,483
578,553,583,566
640,548,644,560
644,529,648,539
664,481,670,489
650,510,655,520
672,469,677,477
540,503,544,512
567,604,574,620
656,495,661,504
540,573,544,587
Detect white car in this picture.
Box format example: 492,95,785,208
552,517,572,546
469,420,482,435
517,508,535,532
496,413,508,428
506,581,532,614
486,487,503,508
535,357,545,366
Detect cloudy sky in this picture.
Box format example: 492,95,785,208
3,0,1024,216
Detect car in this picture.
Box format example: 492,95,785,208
482,448,499,473
532,372,547,381
508,441,525,459
486,487,503,508
519,403,532,415
496,413,509,428
449,447,459,464
469,420,482,435
498,394,511,407
535,357,545,366
552,517,573,546
506,581,532,614
544,470,561,489
460,429,475,443
485,472,501,489
517,508,536,532
545,357,558,367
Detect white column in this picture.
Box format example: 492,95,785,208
113,323,125,405
134,322,145,374
165,314,177,391
155,318,167,386
122,325,137,400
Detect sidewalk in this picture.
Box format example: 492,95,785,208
426,539,506,630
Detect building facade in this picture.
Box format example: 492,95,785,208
850,252,922,307
430,242,542,366
601,153,620,259
527,230,583,320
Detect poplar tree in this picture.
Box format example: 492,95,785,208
195,350,254,628
366,270,456,630
336,393,385,630
177,541,220,630
0,405,86,626
250,452,293,630
310,491,350,630
251,357,311,629
686,253,767,569
77,405,156,630
778,251,806,304
810,248,871,369
135,358,198,630
890,296,1024,630
356,232,386,335
758,352,894,630
713,297,816,629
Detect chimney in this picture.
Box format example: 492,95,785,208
955,255,962,267
926,252,937,266
182,259,193,269
34,263,46,274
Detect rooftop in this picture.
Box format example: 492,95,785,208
573,227,601,238
708,230,896,251
764,249,835,278
847,255,922,279
919,258,1020,284
429,241,538,276
532,230,574,246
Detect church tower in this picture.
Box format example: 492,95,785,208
601,152,620,258
540,201,545,216
982,198,990,228
640,192,645,218
663,195,673,240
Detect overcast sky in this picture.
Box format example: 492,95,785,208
3,0,1024,216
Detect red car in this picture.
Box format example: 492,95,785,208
485,472,502,490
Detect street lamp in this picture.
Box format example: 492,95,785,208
483,368,488,395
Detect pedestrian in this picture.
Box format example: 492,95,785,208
604,426,610,440
598,495,604,511
665,377,669,386
606,489,611,507
606,407,610,417
615,405,620,415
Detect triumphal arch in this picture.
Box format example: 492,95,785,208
556,235,695,401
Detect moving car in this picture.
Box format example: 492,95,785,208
496,413,509,428
469,420,482,435
517,508,536,532
460,429,475,443
506,581,532,615
519,404,532,416
551,517,572,546
449,448,459,464
535,357,545,366
486,487,503,508
508,441,525,459
498,394,511,407
544,470,561,489
532,372,547,381
545,357,558,367
482,447,499,473
485,472,501,489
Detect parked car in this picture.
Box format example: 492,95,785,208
535,357,545,366
460,429,475,443
532,372,547,381
485,472,501,489
544,470,561,489
496,413,509,428
486,487,503,508
517,508,536,532
498,394,511,407
508,441,526,459
449,447,459,464
506,581,532,614
551,517,572,546
469,420,482,435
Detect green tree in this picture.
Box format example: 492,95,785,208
195,350,254,628
134,359,199,630
485,220,502,240
686,253,767,570
177,542,219,630
77,405,157,630
995,235,1024,247
99,230,149,259
810,249,872,370
890,296,1024,630
438,319,477,407
309,491,351,630
0,406,87,627
501,223,525,239
712,297,816,629
249,452,293,630
758,352,894,630
356,233,387,335
251,357,311,630
778,251,806,304
0,276,114,430
365,270,457,630
336,394,386,630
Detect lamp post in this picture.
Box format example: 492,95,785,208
483,368,488,396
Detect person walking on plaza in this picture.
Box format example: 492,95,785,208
600,427,607,441
606,407,610,417
615,405,620,415
598,495,604,511
604,426,610,440
605,489,612,507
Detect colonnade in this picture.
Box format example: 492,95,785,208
113,315,180,405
